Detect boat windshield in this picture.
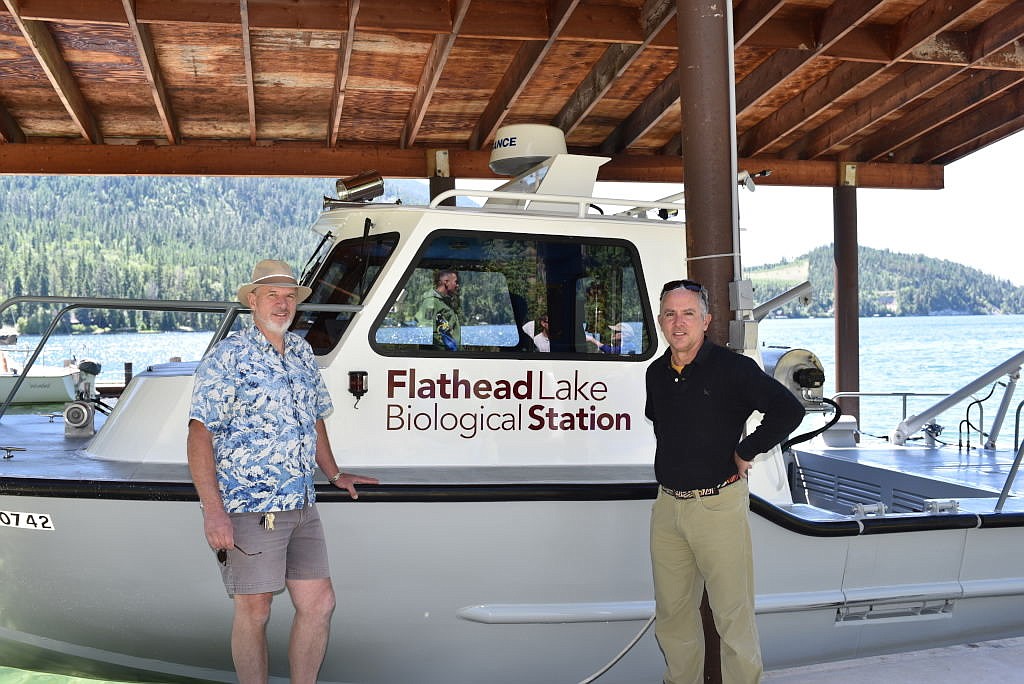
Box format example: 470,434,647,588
371,230,653,358
291,232,399,355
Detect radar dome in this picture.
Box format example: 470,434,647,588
489,124,567,176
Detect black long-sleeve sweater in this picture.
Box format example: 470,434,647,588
645,339,805,491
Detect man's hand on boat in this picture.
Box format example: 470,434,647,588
328,471,380,500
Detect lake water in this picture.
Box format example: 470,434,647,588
5,314,1024,682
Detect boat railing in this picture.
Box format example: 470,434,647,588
0,295,359,420
831,391,949,428
428,189,687,219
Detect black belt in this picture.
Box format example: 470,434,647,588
662,473,741,500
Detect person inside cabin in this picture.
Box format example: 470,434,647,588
585,321,633,354
416,268,462,350
186,258,378,684
531,313,550,352
645,278,804,684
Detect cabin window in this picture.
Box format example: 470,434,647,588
371,230,653,358
292,232,399,355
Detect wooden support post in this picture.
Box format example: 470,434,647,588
834,163,861,425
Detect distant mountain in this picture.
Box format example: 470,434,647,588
747,244,1024,317
0,175,432,334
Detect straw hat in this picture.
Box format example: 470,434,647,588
236,259,312,305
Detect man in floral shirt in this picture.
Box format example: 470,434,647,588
187,259,377,684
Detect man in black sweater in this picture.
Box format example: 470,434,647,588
646,279,804,684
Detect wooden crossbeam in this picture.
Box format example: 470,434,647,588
3,0,103,143
121,0,178,144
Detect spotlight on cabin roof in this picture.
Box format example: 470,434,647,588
489,124,567,176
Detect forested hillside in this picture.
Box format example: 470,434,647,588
3,176,1021,332
0,176,429,333
747,244,1024,317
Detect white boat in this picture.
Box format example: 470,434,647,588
2,127,1024,683
0,349,78,404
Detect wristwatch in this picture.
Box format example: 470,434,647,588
329,472,343,483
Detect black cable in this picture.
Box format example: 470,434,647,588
781,397,842,451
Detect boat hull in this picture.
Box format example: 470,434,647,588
0,487,663,684
4,474,1024,683
0,367,77,404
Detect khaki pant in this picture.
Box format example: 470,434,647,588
650,481,762,684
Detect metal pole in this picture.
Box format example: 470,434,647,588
677,0,738,349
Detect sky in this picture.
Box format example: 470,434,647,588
578,128,1024,286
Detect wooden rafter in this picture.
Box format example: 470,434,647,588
0,0,1019,183
732,0,787,45
401,0,471,149
864,70,1024,163
121,0,178,144
239,0,257,144
551,0,675,137
2,0,103,143
468,0,581,151
910,87,1024,164
328,0,358,147
738,61,885,158
0,98,27,143
600,66,678,155
852,4,1024,163
788,0,1021,161
736,0,887,115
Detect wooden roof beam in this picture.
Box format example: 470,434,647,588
3,0,103,144
859,70,1024,163
17,0,348,29
738,61,885,157
328,0,359,147
552,0,675,137
852,5,1024,162
600,66,678,155
0,99,27,143
121,0,178,145
239,0,257,144
733,0,787,46
932,117,1024,166
401,0,471,149
905,87,1024,164
780,64,961,160
468,0,581,150
605,0,885,156
781,0,986,160
0,142,945,189
736,0,887,116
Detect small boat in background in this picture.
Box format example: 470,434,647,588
0,349,78,404
0,325,17,345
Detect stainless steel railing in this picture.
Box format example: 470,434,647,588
0,295,358,420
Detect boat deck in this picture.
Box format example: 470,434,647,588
0,411,657,488
3,410,1024,514
764,636,1024,682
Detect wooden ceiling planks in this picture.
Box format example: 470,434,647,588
0,0,1022,187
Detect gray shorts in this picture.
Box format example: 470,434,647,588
217,503,331,596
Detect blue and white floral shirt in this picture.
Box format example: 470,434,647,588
189,326,333,513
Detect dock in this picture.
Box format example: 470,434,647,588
763,637,1024,682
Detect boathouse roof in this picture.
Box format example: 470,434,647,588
0,1,1021,188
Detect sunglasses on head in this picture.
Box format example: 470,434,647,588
660,279,705,299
